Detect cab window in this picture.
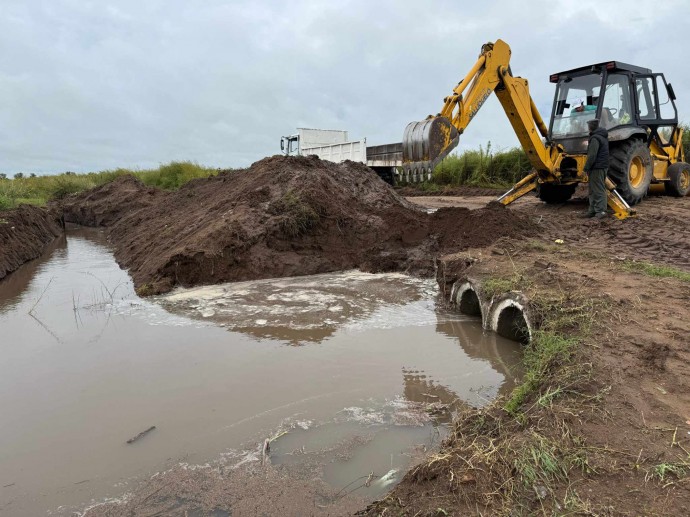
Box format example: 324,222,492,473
600,73,632,128
656,76,676,120
551,74,602,138
635,77,658,120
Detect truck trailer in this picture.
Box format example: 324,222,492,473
280,128,404,184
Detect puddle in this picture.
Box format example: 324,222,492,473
0,226,522,516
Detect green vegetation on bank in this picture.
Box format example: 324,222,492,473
479,268,601,414
0,161,220,210
621,259,690,282
432,143,531,188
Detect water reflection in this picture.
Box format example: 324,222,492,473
0,234,67,313
436,316,523,380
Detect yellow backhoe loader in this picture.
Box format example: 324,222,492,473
402,40,689,219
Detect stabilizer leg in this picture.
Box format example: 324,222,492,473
605,178,635,220
497,172,538,206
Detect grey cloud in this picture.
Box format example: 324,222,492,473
1,0,688,174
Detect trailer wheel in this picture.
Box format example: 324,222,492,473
665,162,690,197
537,183,577,204
608,139,653,205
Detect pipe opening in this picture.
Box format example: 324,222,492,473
496,306,530,344
458,288,482,317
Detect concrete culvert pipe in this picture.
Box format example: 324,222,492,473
454,281,483,318
489,294,532,344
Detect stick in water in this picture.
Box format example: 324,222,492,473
126,426,156,444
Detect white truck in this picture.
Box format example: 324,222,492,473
280,128,404,184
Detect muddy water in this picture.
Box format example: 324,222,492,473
0,227,522,516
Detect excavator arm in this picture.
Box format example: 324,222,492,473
402,40,558,181
402,39,634,219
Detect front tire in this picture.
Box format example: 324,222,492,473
665,162,690,197
608,139,653,205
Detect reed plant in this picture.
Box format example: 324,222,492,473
431,142,532,188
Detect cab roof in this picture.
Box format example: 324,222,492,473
550,61,652,83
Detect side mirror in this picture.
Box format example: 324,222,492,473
280,138,285,151
667,83,677,101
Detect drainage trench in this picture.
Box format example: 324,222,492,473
0,228,525,516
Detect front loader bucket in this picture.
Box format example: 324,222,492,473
402,116,459,182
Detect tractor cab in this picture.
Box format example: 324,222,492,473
547,61,679,154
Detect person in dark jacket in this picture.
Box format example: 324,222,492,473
582,119,609,218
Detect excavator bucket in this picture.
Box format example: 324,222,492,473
402,116,459,182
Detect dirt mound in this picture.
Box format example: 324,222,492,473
0,205,64,280
431,201,535,250
60,156,536,295
59,175,165,227
110,156,434,294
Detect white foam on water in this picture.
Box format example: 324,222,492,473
156,271,439,337
377,469,399,487
111,298,208,328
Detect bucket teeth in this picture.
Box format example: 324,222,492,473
401,116,459,182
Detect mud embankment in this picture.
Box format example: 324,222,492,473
0,205,64,280
60,155,536,295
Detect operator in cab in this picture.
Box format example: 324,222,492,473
582,118,609,219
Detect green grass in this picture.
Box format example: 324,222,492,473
476,261,603,414
621,260,690,282
514,432,568,486
481,275,525,298
429,142,531,187
504,330,578,414
646,460,690,482
0,161,220,211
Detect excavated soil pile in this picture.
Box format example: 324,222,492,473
61,156,535,295
0,205,63,280
430,201,535,251
60,175,165,227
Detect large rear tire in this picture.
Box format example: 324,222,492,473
665,162,690,197
537,183,577,204
608,139,653,205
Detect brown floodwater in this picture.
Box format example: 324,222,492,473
0,227,522,516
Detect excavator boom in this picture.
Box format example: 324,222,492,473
402,40,557,180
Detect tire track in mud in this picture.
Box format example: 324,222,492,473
512,194,690,270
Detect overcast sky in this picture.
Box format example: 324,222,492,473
2,0,688,174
